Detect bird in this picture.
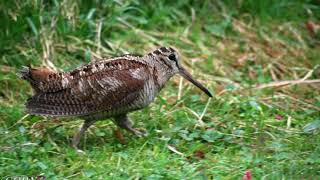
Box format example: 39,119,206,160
19,47,212,151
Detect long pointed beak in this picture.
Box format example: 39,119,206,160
179,67,213,97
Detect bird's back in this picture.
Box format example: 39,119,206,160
19,56,157,119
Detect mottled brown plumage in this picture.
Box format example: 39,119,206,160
19,47,212,151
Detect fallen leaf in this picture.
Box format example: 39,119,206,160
193,150,205,159
242,170,252,180
264,46,282,58
167,144,184,156
52,118,61,124
275,115,283,121
306,21,320,37
33,122,44,130
236,54,249,67
114,128,126,144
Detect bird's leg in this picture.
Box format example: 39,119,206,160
113,114,147,137
72,120,96,151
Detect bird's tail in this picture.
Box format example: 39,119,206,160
18,66,40,92
18,66,31,80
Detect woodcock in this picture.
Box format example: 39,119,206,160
19,47,212,150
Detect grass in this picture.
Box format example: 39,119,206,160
1,0,320,179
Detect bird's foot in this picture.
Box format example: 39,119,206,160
131,128,148,137
114,128,126,144
72,145,86,154
114,114,148,137
76,148,86,154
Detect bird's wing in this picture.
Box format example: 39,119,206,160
19,66,67,93
25,59,151,117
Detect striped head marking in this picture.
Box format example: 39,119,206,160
148,46,213,98
150,47,181,73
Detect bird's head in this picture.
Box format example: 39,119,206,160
148,47,212,97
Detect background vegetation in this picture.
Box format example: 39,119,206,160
1,0,320,179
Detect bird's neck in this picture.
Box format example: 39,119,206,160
142,55,174,90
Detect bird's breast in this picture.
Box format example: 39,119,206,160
134,77,159,108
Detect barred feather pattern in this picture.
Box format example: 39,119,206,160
19,49,176,120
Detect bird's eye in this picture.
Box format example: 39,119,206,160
168,54,176,61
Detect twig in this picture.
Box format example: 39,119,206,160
167,144,184,156
287,116,292,130
95,19,103,57
261,93,320,111
254,79,320,89
117,17,160,44
177,76,183,100
186,107,200,119
255,65,320,89
8,114,30,129
280,93,320,111
197,98,212,127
